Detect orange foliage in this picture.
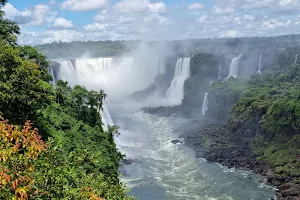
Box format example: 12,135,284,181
80,187,105,200
0,117,48,200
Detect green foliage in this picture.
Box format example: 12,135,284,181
0,41,54,124
0,4,132,199
229,63,300,132
35,41,139,59
190,53,219,77
33,83,131,199
207,78,247,120
19,45,52,82
54,80,107,128
252,134,300,177
0,1,20,46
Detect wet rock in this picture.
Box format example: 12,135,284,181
281,188,300,197
266,169,275,183
273,180,282,186
121,158,140,165
171,139,183,144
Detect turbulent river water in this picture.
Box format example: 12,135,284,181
52,56,276,200
109,100,275,200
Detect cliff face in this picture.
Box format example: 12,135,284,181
181,48,300,199
183,53,219,108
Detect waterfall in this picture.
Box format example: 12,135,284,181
52,57,157,97
201,93,209,116
226,54,242,80
52,58,115,132
218,61,222,80
166,57,191,106
257,54,262,74
101,104,114,131
151,57,165,82
56,60,77,86
295,55,298,64
48,67,56,85
74,57,115,87
54,58,115,88
75,57,114,72
159,57,165,74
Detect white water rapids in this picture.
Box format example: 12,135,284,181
50,56,275,200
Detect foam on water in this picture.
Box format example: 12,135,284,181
113,104,275,200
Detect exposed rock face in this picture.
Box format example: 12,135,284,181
131,55,177,102
182,53,219,108
180,121,300,200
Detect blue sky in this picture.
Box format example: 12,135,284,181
2,0,300,44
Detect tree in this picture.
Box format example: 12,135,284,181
0,117,47,199
55,80,71,106
0,0,20,46
19,45,52,82
0,42,53,124
71,85,88,121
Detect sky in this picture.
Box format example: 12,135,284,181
2,0,300,44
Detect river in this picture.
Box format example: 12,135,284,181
109,100,275,200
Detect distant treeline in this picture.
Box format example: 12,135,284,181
36,34,300,59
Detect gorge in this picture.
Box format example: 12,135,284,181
3,0,300,199
48,42,292,199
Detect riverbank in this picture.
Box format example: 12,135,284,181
178,120,300,200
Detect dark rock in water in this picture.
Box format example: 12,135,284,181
121,158,140,165
266,169,275,182
171,139,183,144
281,188,300,197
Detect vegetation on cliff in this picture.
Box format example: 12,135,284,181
206,53,300,181
0,1,132,199
229,62,300,179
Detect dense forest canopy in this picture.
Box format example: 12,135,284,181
0,1,133,199
35,34,300,59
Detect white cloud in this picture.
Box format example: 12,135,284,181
53,17,73,28
84,23,107,32
188,3,204,11
113,0,166,14
144,14,171,25
29,4,52,26
61,0,107,11
220,30,240,37
2,3,19,18
212,6,235,15
49,0,56,5
5,0,300,44
148,2,167,13
19,29,84,44
279,0,294,6
2,3,55,26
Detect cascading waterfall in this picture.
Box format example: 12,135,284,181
201,92,209,116
151,57,165,82
101,104,114,131
74,57,115,87
218,61,222,80
56,60,77,86
158,57,165,74
52,57,157,98
226,54,242,80
165,57,191,106
49,53,275,200
257,54,262,74
50,58,116,131
295,55,298,64
48,67,56,85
